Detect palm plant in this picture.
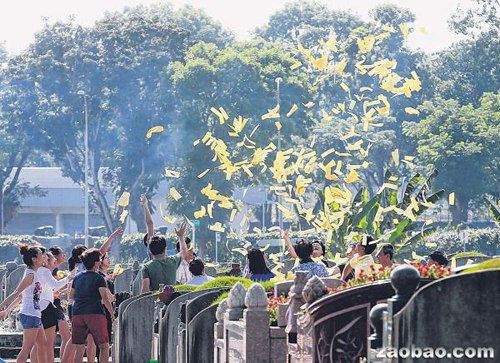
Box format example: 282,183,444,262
324,169,444,254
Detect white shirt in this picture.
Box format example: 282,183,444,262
38,267,68,310
20,268,42,318
176,259,193,284
185,275,214,286
349,254,376,278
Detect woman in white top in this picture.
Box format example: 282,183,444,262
31,250,68,363
0,244,50,363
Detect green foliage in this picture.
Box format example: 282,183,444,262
326,169,444,253
463,258,500,274
194,276,253,291
403,93,500,225
485,197,500,226
452,251,487,259
162,38,315,256
174,284,198,292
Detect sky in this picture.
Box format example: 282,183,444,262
0,0,474,55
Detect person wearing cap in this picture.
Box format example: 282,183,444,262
427,250,448,267
376,244,394,268
342,235,377,280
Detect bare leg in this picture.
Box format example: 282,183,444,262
86,336,96,363
98,343,109,363
17,328,41,363
58,319,71,359
61,337,76,363
74,345,86,363
30,344,38,363
35,327,50,363
43,326,57,363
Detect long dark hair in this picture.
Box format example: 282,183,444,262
69,244,87,271
248,249,272,275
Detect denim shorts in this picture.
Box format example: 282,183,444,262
19,313,42,329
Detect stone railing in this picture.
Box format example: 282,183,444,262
368,266,500,363
214,282,288,363
289,266,433,363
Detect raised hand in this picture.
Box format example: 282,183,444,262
280,227,291,239
0,310,8,320
113,225,124,237
175,222,187,238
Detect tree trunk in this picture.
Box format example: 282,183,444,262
450,195,469,226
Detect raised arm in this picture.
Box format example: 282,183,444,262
0,274,34,312
0,295,22,320
140,194,155,242
100,225,124,255
281,228,298,259
175,222,188,255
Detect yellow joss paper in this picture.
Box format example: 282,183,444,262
169,187,182,201
209,222,225,233
162,215,177,224
275,121,282,131
290,61,302,70
194,206,206,219
117,192,130,208
340,82,350,92
449,192,455,206
345,170,360,183
197,169,210,179
303,101,315,109
230,209,237,223
399,23,409,40
405,107,420,115
392,149,400,166
425,242,437,248
119,210,128,224
286,104,298,117
261,104,280,120
210,106,229,124
113,264,124,276
146,126,164,139
164,168,180,178
419,26,428,35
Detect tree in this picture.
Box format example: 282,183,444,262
0,51,45,232
161,39,315,256
431,0,499,106
403,93,500,225
255,1,364,47
12,4,232,235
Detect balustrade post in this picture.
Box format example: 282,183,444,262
243,283,270,363
285,271,307,344
384,265,420,363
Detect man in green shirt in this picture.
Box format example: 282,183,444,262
141,222,189,292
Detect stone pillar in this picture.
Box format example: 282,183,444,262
285,271,307,343
384,264,420,358
214,298,229,363
368,303,388,362
55,213,63,234
242,283,270,363
225,282,246,321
